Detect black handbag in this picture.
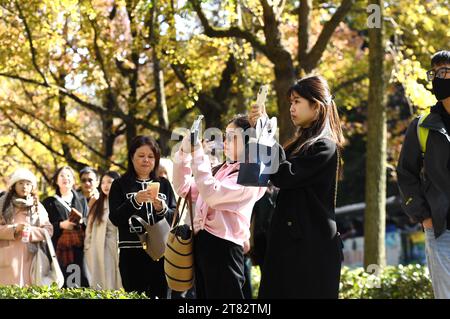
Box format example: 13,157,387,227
237,140,280,186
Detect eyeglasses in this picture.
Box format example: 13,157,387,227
81,178,94,183
426,67,450,81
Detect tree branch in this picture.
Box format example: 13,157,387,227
332,73,368,93
188,0,269,56
14,1,48,85
5,114,62,158
88,17,116,103
298,0,312,68
15,105,126,170
13,142,51,184
302,0,354,73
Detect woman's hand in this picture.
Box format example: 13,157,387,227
135,188,153,205
422,218,433,229
181,133,202,153
152,197,164,212
249,104,267,128
13,223,27,239
60,220,76,230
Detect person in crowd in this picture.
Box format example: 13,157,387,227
42,166,89,287
397,50,450,299
84,171,122,290
0,168,53,286
77,166,100,208
173,114,266,299
157,165,169,180
250,75,345,298
109,135,177,298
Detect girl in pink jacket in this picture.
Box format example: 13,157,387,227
173,115,265,299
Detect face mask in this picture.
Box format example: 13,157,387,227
432,77,450,101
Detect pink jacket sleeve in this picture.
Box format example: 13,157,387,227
190,147,264,214
172,150,199,201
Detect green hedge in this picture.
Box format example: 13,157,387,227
1,264,433,299
0,285,148,299
339,264,433,299
251,264,434,299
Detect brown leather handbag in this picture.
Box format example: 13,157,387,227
164,191,194,292
129,213,170,261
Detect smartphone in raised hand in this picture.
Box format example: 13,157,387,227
190,115,204,147
256,85,268,114
147,182,160,201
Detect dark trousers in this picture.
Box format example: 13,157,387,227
119,248,168,299
61,246,89,288
194,230,245,299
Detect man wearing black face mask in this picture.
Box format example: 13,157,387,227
397,50,450,299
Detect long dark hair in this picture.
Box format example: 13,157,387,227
211,114,251,175
284,75,345,156
125,135,161,180
89,171,121,226
52,166,76,196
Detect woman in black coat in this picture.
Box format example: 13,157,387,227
42,166,89,288
109,135,176,298
250,75,345,298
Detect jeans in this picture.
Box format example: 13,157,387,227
425,228,450,299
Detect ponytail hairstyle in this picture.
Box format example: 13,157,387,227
284,75,345,156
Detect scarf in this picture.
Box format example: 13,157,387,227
0,195,35,224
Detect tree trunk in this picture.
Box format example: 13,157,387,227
57,71,84,172
273,51,296,144
235,2,248,114
100,92,116,171
152,48,170,156
364,0,386,268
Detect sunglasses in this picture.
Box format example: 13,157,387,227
426,67,450,81
81,178,94,183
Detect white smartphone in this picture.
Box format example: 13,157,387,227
147,182,160,201
256,85,269,112
190,115,204,146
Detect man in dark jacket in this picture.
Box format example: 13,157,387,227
77,166,99,209
397,50,450,299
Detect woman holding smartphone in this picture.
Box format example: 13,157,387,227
109,135,177,298
249,75,345,299
173,115,266,299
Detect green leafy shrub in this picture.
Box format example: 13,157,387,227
251,264,433,299
0,285,148,299
339,264,433,299
2,264,433,299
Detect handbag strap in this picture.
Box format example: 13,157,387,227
170,190,191,229
333,148,341,209
42,228,57,261
53,195,72,214
187,191,194,234
128,215,149,233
